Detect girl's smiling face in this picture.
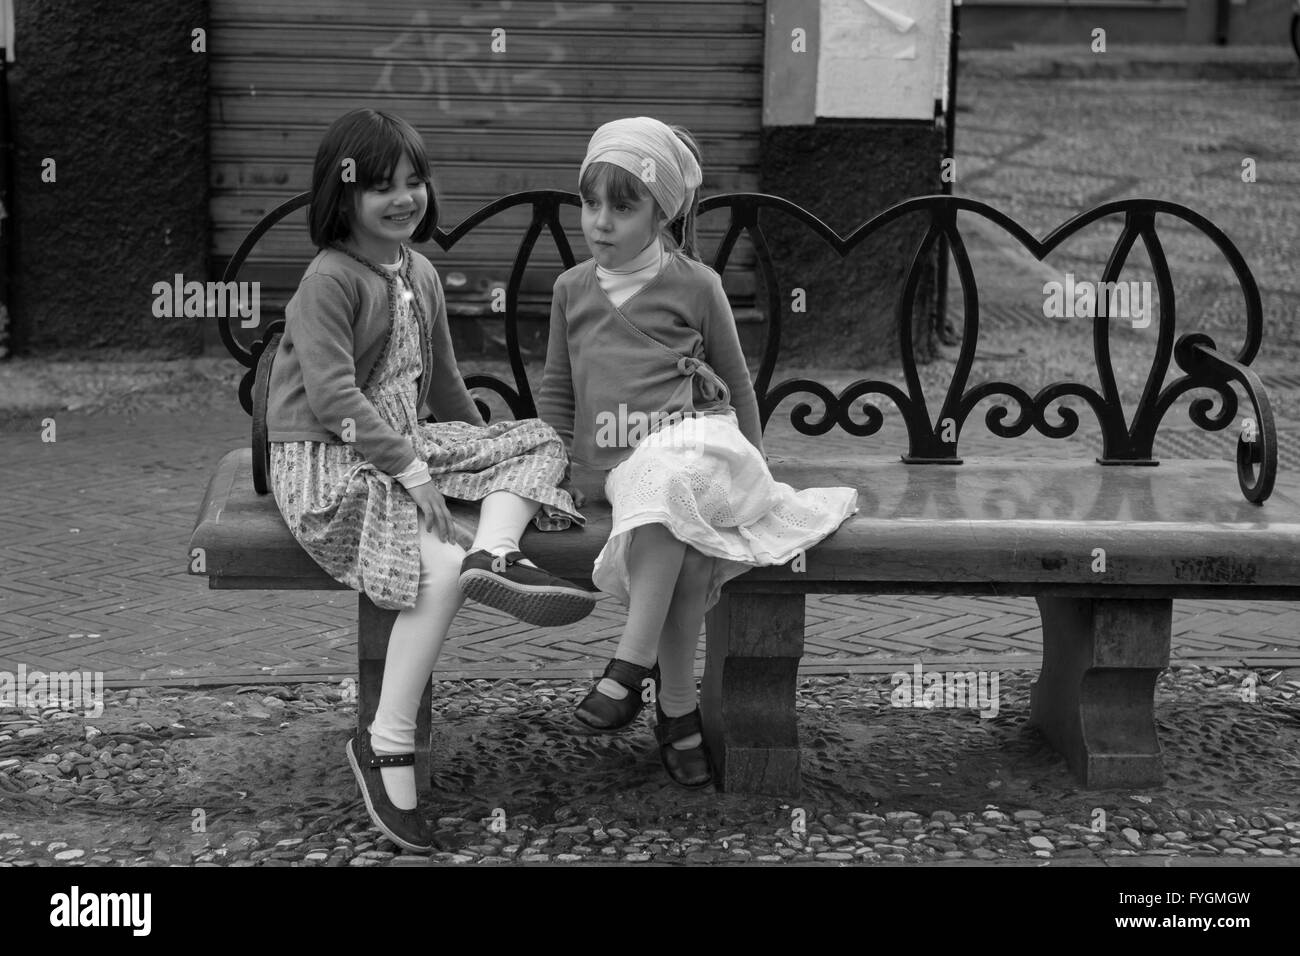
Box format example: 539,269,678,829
582,185,663,270
346,152,428,262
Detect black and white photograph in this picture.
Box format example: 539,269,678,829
0,0,1295,926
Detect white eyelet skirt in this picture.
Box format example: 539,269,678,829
592,410,859,609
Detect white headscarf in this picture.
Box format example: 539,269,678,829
579,117,702,220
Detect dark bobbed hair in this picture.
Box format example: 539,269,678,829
578,124,703,261
308,108,439,249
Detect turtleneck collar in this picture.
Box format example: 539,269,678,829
594,237,665,308
596,236,663,278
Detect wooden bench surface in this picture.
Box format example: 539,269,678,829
190,446,1300,597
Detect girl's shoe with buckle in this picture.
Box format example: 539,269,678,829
654,704,714,789
345,731,434,854
458,549,596,626
574,658,660,733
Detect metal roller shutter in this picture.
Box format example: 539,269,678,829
209,0,764,342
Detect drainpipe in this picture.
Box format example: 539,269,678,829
0,0,12,357
936,0,960,344
0,50,12,357
1215,0,1230,45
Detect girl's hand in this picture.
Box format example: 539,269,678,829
408,482,454,542
559,478,586,510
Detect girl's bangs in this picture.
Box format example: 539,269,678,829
580,162,651,206
352,126,431,188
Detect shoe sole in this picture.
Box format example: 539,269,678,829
459,570,596,627
345,739,433,854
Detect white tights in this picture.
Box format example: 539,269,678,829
368,490,538,809
606,523,712,720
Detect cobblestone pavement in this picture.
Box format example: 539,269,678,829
1,667,1297,868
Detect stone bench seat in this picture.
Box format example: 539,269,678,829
195,448,1300,594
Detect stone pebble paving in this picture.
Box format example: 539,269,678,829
0,667,1297,867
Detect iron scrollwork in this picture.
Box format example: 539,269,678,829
697,194,1276,504
221,190,1277,504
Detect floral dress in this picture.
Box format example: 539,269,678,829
270,253,578,611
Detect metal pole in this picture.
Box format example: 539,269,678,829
935,0,961,345
0,48,11,357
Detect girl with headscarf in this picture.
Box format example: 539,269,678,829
536,117,858,788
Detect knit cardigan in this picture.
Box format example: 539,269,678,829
536,253,764,470
266,247,484,476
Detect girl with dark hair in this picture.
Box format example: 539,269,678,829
266,108,592,852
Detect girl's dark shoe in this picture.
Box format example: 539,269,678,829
345,731,433,854
459,550,596,626
574,658,660,733
654,704,713,789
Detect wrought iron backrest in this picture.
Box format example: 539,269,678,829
219,191,1276,504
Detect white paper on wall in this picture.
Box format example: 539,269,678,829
817,0,952,120
0,0,12,61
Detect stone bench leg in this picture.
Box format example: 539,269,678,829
1031,596,1170,788
701,591,805,794
358,595,433,805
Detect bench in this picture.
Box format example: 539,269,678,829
190,189,1298,798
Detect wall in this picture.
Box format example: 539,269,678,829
761,0,948,365
760,123,945,365
8,0,208,354
958,0,1291,47
1228,0,1293,43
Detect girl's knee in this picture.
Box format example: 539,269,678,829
633,523,675,546
418,528,466,574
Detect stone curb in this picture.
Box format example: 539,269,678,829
960,45,1297,81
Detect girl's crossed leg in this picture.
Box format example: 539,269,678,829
581,523,714,785
459,490,596,626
